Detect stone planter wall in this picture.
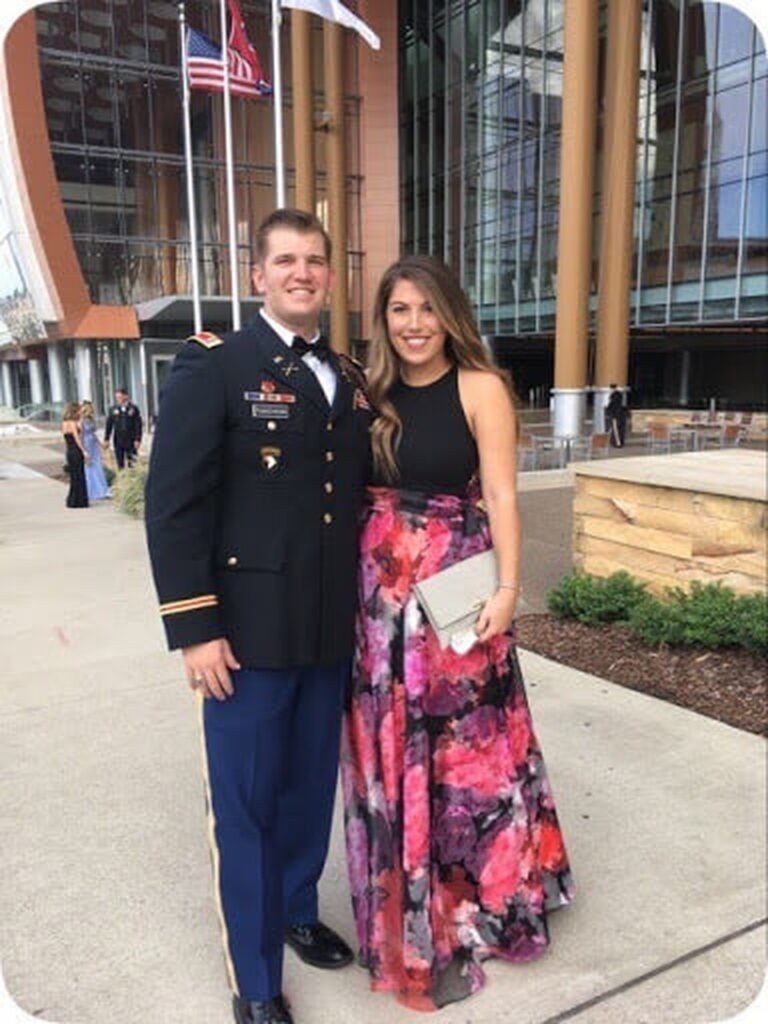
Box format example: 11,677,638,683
572,451,767,596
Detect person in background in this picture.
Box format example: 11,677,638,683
605,384,628,448
341,255,574,1012
61,401,88,509
79,400,110,500
104,387,142,468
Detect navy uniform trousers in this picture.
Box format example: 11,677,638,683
200,661,349,1002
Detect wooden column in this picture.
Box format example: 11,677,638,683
323,22,349,354
552,0,599,436
594,0,642,392
291,11,315,212
358,0,399,340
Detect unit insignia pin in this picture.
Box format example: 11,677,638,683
260,446,281,471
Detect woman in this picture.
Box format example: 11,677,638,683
341,255,574,1011
61,401,89,508
80,400,110,500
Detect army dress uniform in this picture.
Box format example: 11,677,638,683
144,313,372,1005
104,400,143,468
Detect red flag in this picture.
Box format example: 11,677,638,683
187,1,272,99
226,0,272,94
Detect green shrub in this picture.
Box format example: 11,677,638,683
103,465,116,487
626,594,685,647
548,572,768,652
112,462,148,519
732,593,768,653
547,571,647,625
629,583,768,653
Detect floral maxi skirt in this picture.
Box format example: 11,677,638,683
341,486,575,1011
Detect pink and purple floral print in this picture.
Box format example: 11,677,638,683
341,484,575,1012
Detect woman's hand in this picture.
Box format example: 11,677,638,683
475,586,519,643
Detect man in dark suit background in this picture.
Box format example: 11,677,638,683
605,383,628,448
104,387,142,467
145,209,372,1024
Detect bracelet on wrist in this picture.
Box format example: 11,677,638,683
498,582,519,592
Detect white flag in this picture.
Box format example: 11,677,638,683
281,0,381,51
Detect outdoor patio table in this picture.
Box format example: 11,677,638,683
681,423,723,450
669,426,697,450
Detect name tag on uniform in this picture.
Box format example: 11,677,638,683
243,390,296,404
252,403,291,419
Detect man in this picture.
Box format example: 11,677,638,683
145,209,372,1024
104,387,142,467
605,383,628,448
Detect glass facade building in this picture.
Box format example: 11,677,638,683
0,1,764,414
35,0,362,310
16,0,364,416
399,0,767,407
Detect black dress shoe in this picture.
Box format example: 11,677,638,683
285,921,354,969
232,994,294,1024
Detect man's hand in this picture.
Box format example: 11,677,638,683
182,639,240,701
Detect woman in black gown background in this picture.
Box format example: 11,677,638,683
61,401,89,508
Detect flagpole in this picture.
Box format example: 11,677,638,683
179,5,202,334
220,0,241,329
271,0,286,206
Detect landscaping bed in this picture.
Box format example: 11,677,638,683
516,612,767,736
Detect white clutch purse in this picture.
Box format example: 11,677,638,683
413,549,498,652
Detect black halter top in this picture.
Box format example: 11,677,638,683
376,365,479,495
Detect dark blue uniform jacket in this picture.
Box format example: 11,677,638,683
105,402,142,447
145,316,372,668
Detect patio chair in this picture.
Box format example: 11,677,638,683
738,412,753,442
567,437,591,462
648,422,688,455
648,422,672,454
518,433,538,471
590,432,611,458
720,423,742,449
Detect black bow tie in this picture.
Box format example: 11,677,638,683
292,335,331,363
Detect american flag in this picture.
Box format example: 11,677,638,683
186,1,271,100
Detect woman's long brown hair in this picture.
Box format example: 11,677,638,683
368,254,515,482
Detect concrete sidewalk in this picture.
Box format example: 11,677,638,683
0,461,765,1024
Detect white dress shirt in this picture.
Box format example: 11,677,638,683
260,309,337,406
